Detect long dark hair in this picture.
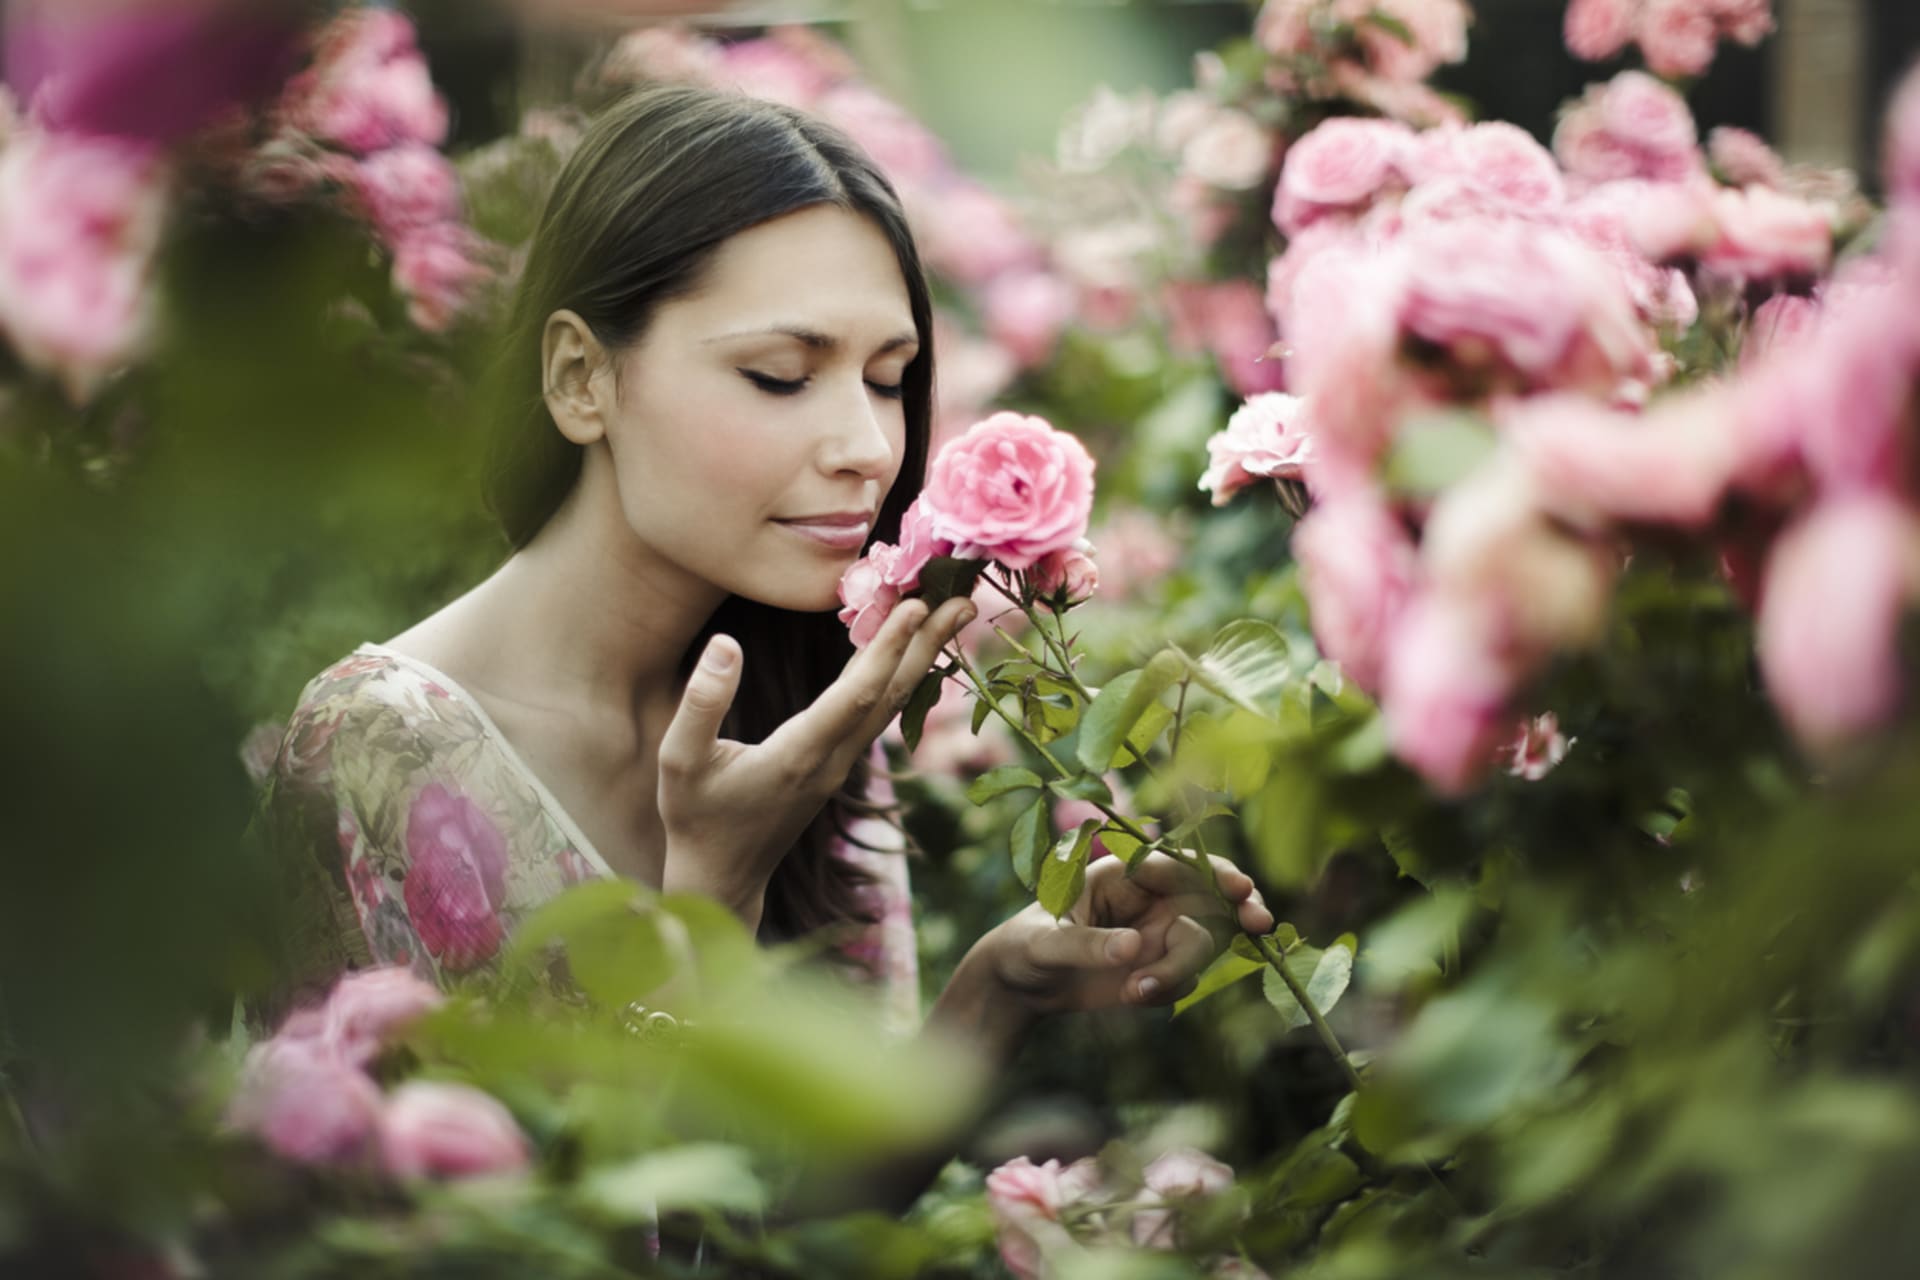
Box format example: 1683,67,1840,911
483,85,934,941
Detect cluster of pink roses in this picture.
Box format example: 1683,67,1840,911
599,25,1073,437
261,8,493,333
838,412,1098,647
1564,0,1772,80
1255,0,1473,128
230,967,531,1179
985,1148,1259,1279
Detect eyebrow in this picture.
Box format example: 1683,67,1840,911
704,325,920,356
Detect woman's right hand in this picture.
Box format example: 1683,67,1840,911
655,596,975,929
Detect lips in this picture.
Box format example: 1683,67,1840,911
775,513,872,551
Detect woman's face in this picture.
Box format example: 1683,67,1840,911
594,204,919,613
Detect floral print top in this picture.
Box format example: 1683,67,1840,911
261,643,920,1032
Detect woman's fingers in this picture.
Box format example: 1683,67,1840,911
864,596,975,737
1126,914,1215,1005
658,634,743,778
772,599,930,764
1026,919,1142,973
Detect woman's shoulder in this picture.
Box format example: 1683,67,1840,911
274,644,489,792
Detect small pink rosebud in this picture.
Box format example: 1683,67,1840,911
378,1081,531,1180
1029,541,1100,606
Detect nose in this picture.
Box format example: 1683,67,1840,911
817,374,898,482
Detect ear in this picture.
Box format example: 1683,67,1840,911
542,309,614,446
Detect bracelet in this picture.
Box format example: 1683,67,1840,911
621,1001,692,1046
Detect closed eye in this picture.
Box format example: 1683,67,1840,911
740,369,808,396
866,379,905,400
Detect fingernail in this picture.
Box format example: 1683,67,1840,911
958,606,978,627
1136,976,1160,1002
1107,930,1135,961
703,640,736,673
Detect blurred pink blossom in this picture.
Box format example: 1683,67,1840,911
1502,712,1573,780
1088,507,1182,601
1343,0,1473,82
391,224,492,333
1564,0,1636,60
1889,65,1920,204
912,180,1041,286
1506,390,1736,529
599,26,723,86
1708,125,1787,188
378,1081,532,1180
1382,595,1514,795
983,270,1076,368
818,85,947,185
718,35,839,109
1406,122,1566,211
320,967,445,1066
1133,1148,1236,1248
1702,185,1832,283
1741,293,1819,368
1758,494,1920,752
1637,0,1718,77
230,1038,383,1166
1181,107,1273,191
1272,116,1414,235
0,130,168,401
283,9,447,157
350,143,461,244
985,1157,1085,1280
1554,73,1701,185
1293,493,1420,693
1199,392,1317,506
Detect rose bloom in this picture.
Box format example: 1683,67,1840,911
1758,494,1920,752
0,130,168,402
1132,1147,1236,1248
1272,117,1414,235
1280,242,1414,472
1556,74,1702,185
1292,492,1419,693
1637,0,1718,77
923,413,1096,570
983,270,1076,369
1030,540,1100,606
378,1081,532,1180
717,35,838,110
1407,122,1566,212
1502,711,1573,781
348,143,461,244
1089,507,1181,601
1564,0,1637,60
1741,293,1820,369
836,543,905,648
1709,125,1787,189
1200,392,1316,506
1345,0,1472,82
599,26,724,87
1702,185,1833,283
817,85,947,186
283,9,447,157
402,783,510,972
1382,595,1516,796
230,1038,383,1166
1506,390,1737,529
1182,107,1273,191
319,966,445,1065
985,1157,1083,1280
391,223,492,333
910,180,1041,287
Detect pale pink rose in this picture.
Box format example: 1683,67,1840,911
599,27,724,87
1280,241,1414,473
923,413,1097,570
1200,392,1317,506
1887,65,1920,203
983,270,1075,369
1763,284,1916,496
837,545,905,648
1199,280,1288,396
349,143,461,244
1145,1148,1234,1198
912,180,1041,286
1153,90,1217,156
890,495,954,593
1553,105,1647,186
1030,540,1100,606
1502,712,1573,780
230,1038,382,1166
1708,125,1787,189
1599,71,1701,175
1410,122,1566,211
378,1081,531,1180
1618,179,1720,261
1057,86,1155,172
1264,219,1361,331
717,36,838,110
985,1157,1077,1280
402,783,510,972
1702,185,1832,283
391,224,492,333
1272,117,1414,235
1182,108,1273,191
322,967,445,1065
1741,293,1819,368
1712,0,1775,45
1637,0,1718,77
1347,0,1473,82
1254,0,1315,56
1381,595,1515,796
818,85,947,185
1506,391,1736,529
0,130,168,401
284,11,447,157
1293,493,1420,693
1329,63,1469,128
1758,495,1920,752
1089,508,1181,601
1565,0,1637,60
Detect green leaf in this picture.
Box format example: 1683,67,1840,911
915,555,988,607
1101,826,1150,868
1262,938,1355,1032
1048,772,1113,804
504,879,651,972
1173,947,1265,1016
1038,820,1098,917
1010,796,1049,891
1383,411,1497,497
898,668,946,754
1076,651,1184,772
1245,761,1326,888
965,764,1045,806
581,1143,767,1218
1358,887,1473,990
1021,678,1082,744
1192,620,1292,718
970,688,995,734
1166,802,1235,849
1124,701,1177,765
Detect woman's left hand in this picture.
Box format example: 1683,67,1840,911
977,852,1274,1016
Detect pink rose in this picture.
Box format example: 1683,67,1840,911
1200,392,1317,506
1564,0,1637,60
985,1157,1078,1280
1170,279,1286,396
1181,107,1273,191
1348,0,1472,82
1502,712,1573,781
1708,125,1787,188
391,223,492,333
1089,508,1181,601
1272,117,1414,235
1758,495,1920,752
402,783,510,972
283,11,447,157
717,36,838,110
1506,391,1736,529
1255,0,1315,56
378,1081,532,1180
1600,70,1700,160
1553,106,1647,186
1030,541,1100,606
1418,122,1566,211
923,413,1097,570
1293,493,1419,693
1617,179,1720,262
1280,242,1413,473
1741,293,1819,369
1713,0,1775,46
891,495,953,592
837,544,905,648
911,180,1041,286
349,143,461,244
321,966,445,1065
818,85,947,185
1887,66,1920,204
1637,0,1718,78
1131,1147,1235,1248
1702,186,1832,283
983,270,1076,369
230,1038,382,1166
0,130,167,401
1381,596,1515,796
599,27,724,87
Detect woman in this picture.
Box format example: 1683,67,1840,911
264,84,1271,1068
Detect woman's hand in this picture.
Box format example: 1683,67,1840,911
976,852,1275,1019
656,596,975,928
